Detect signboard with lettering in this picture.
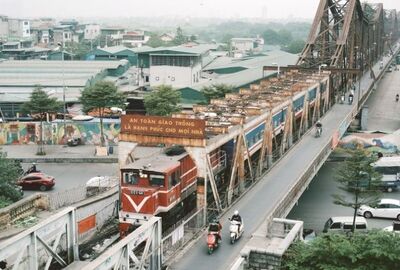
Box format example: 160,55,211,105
121,115,206,139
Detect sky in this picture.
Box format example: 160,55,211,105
1,0,400,20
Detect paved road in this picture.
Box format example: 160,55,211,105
22,163,118,197
365,67,400,132
288,161,400,232
170,49,399,270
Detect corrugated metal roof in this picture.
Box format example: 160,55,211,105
191,50,299,91
137,44,218,56
0,60,128,87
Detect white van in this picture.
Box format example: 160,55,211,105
323,216,368,233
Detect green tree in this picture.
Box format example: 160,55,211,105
278,29,293,45
282,39,306,54
80,81,125,146
147,34,168,48
201,84,235,103
173,27,188,45
22,86,62,155
64,41,92,60
0,153,23,207
283,231,400,270
333,149,382,233
262,29,281,45
144,85,181,116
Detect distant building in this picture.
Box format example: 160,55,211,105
0,16,31,39
87,45,151,64
136,44,217,88
0,60,130,119
84,24,100,40
30,18,56,45
160,33,175,42
0,40,51,60
122,31,149,48
231,37,264,54
53,25,73,44
100,27,125,47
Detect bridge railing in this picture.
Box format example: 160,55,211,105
162,207,205,264
0,194,48,230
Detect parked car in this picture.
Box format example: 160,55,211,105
323,216,368,233
383,222,400,233
357,199,400,221
17,172,55,191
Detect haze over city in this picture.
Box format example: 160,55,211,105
2,0,400,19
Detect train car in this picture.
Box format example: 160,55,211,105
119,146,197,236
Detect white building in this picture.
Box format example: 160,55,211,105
122,31,149,48
84,24,100,40
136,44,217,88
231,37,264,54
0,17,31,39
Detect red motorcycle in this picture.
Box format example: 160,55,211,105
207,221,222,254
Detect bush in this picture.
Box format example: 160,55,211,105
0,183,22,202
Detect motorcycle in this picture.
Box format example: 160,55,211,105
67,137,82,147
348,94,354,105
229,219,244,244
340,94,345,104
315,127,322,138
207,232,220,254
207,222,221,254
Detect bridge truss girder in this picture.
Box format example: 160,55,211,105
297,0,392,92
82,216,162,270
0,207,79,270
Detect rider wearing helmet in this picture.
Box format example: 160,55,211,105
231,210,242,223
231,210,243,233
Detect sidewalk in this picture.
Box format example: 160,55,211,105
1,144,118,163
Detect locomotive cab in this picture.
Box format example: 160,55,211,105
119,146,197,237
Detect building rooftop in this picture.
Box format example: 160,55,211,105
0,60,128,102
138,44,218,56
192,50,299,91
95,46,152,55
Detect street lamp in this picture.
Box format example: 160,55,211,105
57,42,67,142
319,64,328,75
272,62,280,77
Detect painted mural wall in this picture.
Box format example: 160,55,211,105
0,121,120,145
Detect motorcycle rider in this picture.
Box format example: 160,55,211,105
208,219,222,244
396,94,399,102
231,210,243,233
315,121,322,136
26,163,38,174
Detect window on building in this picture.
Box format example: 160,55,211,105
23,21,28,25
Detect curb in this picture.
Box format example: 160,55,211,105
8,158,118,163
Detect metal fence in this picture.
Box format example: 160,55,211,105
162,207,205,263
48,177,118,210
